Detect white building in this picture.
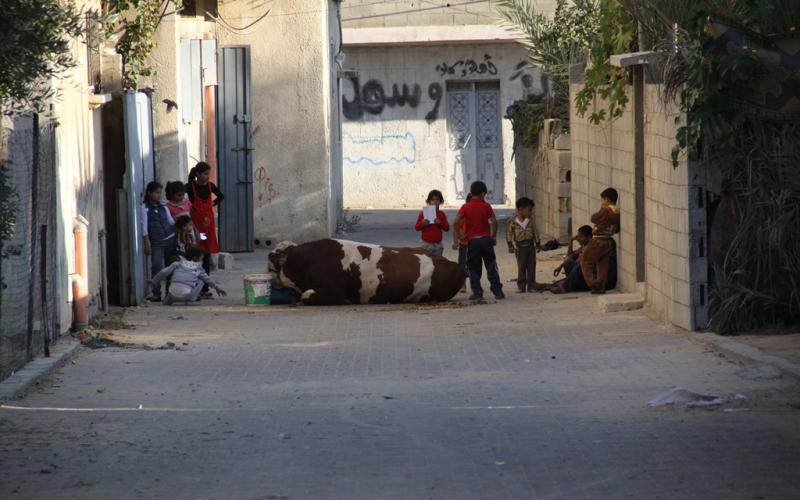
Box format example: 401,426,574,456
148,0,343,248
340,0,555,208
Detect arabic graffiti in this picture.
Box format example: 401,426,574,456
342,76,444,123
436,54,498,78
343,132,417,166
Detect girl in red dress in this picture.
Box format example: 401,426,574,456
186,162,224,298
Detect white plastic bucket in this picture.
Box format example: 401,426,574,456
243,274,271,306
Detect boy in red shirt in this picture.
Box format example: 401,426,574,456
452,181,504,300
415,189,449,256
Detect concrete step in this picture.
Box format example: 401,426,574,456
597,293,645,313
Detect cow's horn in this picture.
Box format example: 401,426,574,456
273,240,297,253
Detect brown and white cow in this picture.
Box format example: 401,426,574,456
267,239,465,305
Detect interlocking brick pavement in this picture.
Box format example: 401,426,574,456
1,211,799,499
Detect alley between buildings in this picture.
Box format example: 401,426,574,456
1,211,799,499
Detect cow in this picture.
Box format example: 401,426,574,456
267,239,465,305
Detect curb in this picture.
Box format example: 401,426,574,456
690,332,800,380
0,339,82,402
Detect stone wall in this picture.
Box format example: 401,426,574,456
569,78,708,330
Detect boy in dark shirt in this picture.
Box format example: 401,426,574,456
581,187,620,294
452,181,504,301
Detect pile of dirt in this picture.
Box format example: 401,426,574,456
72,330,177,351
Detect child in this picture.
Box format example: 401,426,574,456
506,197,541,293
150,246,226,305
415,189,449,256
452,181,504,301
186,162,224,297
581,187,620,294
165,181,192,219
553,225,593,278
142,181,175,302
167,215,196,263
451,193,472,293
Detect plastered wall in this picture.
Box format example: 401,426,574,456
147,1,341,244
341,0,557,28
342,42,541,208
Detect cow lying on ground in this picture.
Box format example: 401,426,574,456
267,239,465,305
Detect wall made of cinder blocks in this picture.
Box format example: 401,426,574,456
569,77,708,331
569,83,638,293
525,120,571,242
643,85,693,330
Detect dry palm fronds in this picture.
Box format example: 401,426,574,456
708,119,800,333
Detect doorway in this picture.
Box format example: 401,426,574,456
446,81,503,203
216,46,254,252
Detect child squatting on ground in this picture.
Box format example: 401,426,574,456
415,189,450,256
506,197,542,293
581,187,620,294
453,181,504,301
149,246,227,305
142,181,176,302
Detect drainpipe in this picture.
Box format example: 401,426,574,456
72,216,89,331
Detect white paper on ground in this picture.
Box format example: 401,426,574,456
423,205,437,223
648,387,747,407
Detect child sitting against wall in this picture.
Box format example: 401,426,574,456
415,189,450,256
150,246,226,305
553,225,593,278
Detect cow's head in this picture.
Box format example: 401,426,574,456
267,241,297,288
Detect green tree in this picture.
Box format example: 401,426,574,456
0,0,86,115
498,0,599,146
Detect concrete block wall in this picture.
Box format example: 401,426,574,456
643,85,693,330
569,80,705,330
569,84,638,292
527,121,571,242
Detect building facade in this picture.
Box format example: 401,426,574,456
148,0,343,247
340,0,555,208
1,0,110,378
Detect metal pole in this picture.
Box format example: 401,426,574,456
25,113,41,361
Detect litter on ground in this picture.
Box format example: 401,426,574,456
648,387,747,408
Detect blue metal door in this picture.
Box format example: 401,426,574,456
216,46,254,252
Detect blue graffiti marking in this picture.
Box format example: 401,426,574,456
343,132,417,166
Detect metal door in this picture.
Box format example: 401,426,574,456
216,46,254,252
122,90,155,305
446,82,503,203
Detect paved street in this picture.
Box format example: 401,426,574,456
2,211,799,499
